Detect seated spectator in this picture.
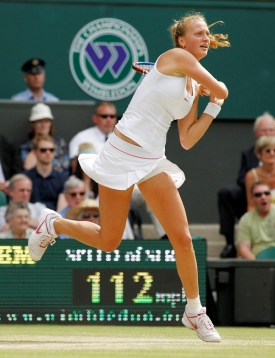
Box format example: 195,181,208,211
11,58,59,102
66,199,134,240
0,202,34,239
74,143,99,199
58,177,87,218
0,174,45,231
20,103,70,175
218,112,275,258
24,135,68,210
245,136,275,211
237,182,275,259
0,134,22,199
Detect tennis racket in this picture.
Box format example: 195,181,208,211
133,61,211,96
132,62,155,75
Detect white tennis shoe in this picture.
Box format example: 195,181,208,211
28,208,61,261
182,307,221,342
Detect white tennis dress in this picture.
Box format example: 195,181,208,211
79,59,196,190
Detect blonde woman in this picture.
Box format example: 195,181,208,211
29,12,229,342
245,136,275,211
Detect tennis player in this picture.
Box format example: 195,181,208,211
29,12,230,342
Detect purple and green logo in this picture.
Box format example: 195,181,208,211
69,18,148,101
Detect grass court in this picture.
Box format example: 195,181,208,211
0,325,274,358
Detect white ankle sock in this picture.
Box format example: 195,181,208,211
186,296,202,314
49,217,58,237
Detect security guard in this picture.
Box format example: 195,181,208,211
11,58,59,102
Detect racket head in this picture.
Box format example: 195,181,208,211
132,62,155,75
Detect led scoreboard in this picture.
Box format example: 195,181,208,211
0,238,206,325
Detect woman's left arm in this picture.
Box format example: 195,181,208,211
177,83,224,149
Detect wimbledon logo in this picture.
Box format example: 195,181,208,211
69,18,149,101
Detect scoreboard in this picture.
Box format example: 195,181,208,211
0,238,206,325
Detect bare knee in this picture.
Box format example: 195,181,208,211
100,237,121,252
169,232,193,251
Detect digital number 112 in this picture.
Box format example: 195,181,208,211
86,271,153,304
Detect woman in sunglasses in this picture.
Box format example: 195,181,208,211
20,103,70,175
245,136,275,211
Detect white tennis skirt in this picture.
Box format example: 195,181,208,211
78,133,185,190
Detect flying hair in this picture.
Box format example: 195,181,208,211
169,12,230,49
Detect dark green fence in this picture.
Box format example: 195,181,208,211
1,0,275,118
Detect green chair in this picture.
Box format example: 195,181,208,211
0,190,7,207
256,246,275,259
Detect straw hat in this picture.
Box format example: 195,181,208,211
65,199,99,220
78,142,96,155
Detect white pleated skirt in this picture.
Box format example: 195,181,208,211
78,133,185,190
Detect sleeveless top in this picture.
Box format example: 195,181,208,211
116,60,196,155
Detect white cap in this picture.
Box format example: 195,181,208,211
29,103,54,122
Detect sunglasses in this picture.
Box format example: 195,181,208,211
38,148,55,153
96,114,116,119
253,191,271,198
68,191,85,197
82,212,99,219
264,148,275,154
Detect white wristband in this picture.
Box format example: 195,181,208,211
203,102,221,118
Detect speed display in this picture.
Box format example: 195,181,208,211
0,238,206,325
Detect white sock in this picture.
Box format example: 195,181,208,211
186,296,202,314
49,216,59,237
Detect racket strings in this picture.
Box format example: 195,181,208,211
132,62,155,75
139,64,154,74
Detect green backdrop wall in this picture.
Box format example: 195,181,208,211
1,0,275,118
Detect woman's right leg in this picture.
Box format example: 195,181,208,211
28,184,134,261
137,173,221,342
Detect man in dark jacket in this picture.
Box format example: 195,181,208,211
0,135,22,195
